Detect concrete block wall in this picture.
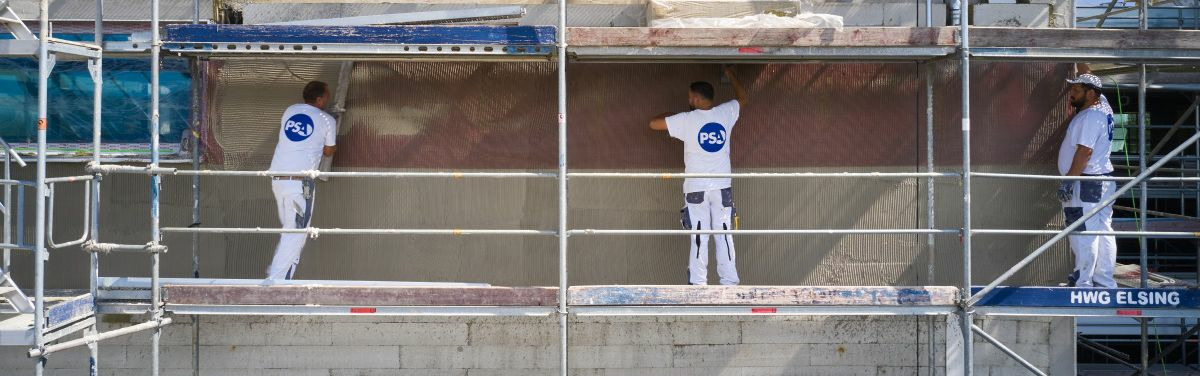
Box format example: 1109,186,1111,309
0,314,1072,375
972,3,1051,27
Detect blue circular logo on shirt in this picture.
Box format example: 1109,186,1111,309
697,122,727,153
284,114,315,142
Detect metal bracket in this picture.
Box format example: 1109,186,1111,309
86,59,100,82
41,53,56,79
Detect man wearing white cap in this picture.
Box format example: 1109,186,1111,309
1059,73,1117,288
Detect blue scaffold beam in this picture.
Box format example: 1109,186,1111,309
972,287,1200,309
162,24,557,46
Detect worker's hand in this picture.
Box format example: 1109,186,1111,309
1057,181,1074,202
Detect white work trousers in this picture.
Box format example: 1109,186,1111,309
1063,179,1117,288
683,187,739,285
266,180,313,280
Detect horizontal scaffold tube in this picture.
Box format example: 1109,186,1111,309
974,229,1199,238
0,179,35,187
29,318,173,358
971,172,1200,182
83,241,168,253
569,229,959,235
568,172,960,179
161,227,556,236
44,175,96,184
90,164,555,179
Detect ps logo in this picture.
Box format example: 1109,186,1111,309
1106,114,1115,141
284,114,315,142
697,122,727,153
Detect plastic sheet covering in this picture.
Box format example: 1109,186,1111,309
0,42,191,145
651,13,843,28
649,0,822,22
166,60,1079,286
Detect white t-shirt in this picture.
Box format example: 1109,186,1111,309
1058,103,1114,176
665,100,740,193
269,103,337,173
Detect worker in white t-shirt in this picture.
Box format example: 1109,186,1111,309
265,81,338,280
1058,73,1117,288
649,67,747,285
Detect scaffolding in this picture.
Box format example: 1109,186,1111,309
1,0,1199,374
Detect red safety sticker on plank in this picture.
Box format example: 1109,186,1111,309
350,307,377,314
751,307,777,314
1116,309,1142,316
737,47,764,54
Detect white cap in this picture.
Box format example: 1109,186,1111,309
1066,74,1103,90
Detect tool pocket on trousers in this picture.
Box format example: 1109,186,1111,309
720,187,734,207
685,191,705,204
1080,180,1104,203
1063,207,1087,231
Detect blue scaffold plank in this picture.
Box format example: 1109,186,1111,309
163,24,557,46
45,294,94,330
972,287,1200,309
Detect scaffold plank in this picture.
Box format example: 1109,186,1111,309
568,27,957,47
568,286,960,306
968,27,1200,49
165,285,558,306
566,27,1200,51
163,24,556,46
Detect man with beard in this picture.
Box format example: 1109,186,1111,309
1058,73,1117,288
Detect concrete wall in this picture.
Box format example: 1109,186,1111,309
0,314,1074,375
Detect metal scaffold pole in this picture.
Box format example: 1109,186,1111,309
1137,63,1149,376
190,4,202,376
1138,0,1150,369
150,0,164,374
958,2,974,374
925,60,937,376
556,0,569,375
87,0,103,374
33,0,50,374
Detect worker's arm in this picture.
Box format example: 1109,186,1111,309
649,112,675,131
323,117,339,156
725,67,748,107
1065,145,1092,177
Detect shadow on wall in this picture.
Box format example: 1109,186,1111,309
11,61,1076,288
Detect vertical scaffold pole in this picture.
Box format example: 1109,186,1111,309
958,2,974,374
556,1,569,375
